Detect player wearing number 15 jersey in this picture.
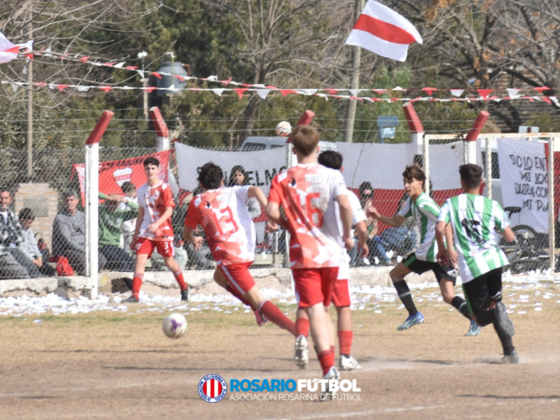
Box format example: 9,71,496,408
183,162,295,336
266,125,354,391
123,157,189,303
436,164,518,364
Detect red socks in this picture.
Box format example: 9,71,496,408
173,269,188,291
259,301,296,336
131,273,144,300
338,331,353,356
226,284,254,309
295,317,310,338
318,350,335,376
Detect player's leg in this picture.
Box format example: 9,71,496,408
294,307,310,369
324,305,336,353
463,269,517,363
332,278,360,370
214,268,267,326
159,241,189,301
123,250,149,303
221,263,295,335
391,256,424,330
295,307,310,338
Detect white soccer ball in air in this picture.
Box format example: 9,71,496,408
162,313,188,339
276,121,292,137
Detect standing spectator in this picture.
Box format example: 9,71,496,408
19,208,55,277
99,193,138,272
228,165,261,218
52,189,107,275
0,188,30,279
119,182,137,253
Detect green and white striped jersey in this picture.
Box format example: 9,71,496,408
397,192,441,262
438,194,510,283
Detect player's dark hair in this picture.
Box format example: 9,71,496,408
19,207,35,221
291,125,320,157
318,151,343,170
121,181,136,194
143,157,160,167
459,164,483,189
402,164,426,191
198,162,224,190
359,181,374,198
63,189,78,199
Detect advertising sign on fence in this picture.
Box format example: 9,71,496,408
72,149,173,204
175,143,286,194
497,138,548,233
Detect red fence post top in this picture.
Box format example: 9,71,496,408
85,111,114,145
465,111,489,142
402,102,424,133
149,106,169,138
286,110,315,144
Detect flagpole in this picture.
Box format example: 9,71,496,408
344,0,364,143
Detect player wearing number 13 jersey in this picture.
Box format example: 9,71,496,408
266,125,354,388
183,162,295,337
436,164,518,364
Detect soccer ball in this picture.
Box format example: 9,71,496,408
162,313,188,339
276,121,292,137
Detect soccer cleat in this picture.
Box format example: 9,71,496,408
294,335,309,369
181,289,189,302
254,309,268,327
465,320,482,336
397,312,424,331
122,295,139,303
320,366,340,401
339,355,361,370
500,351,519,364
495,302,515,337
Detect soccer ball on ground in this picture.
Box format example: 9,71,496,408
276,121,292,137
162,313,188,339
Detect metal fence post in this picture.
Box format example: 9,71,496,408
423,134,430,196
485,137,492,199
150,106,170,151
85,111,114,298
548,136,555,271
464,111,489,165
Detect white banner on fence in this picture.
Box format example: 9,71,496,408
336,142,416,189
175,142,286,194
497,138,548,233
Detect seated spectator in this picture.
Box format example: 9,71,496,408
19,208,55,277
52,189,107,275
99,192,138,272
0,188,31,279
119,182,137,253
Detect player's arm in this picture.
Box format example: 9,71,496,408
367,206,406,228
502,226,515,243
182,225,204,251
248,186,267,208
355,220,369,258
130,206,144,250
146,207,173,234
444,223,458,267
335,194,355,250
435,220,448,262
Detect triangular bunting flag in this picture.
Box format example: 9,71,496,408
477,89,492,99
174,75,185,82
113,62,126,68
152,72,162,79
234,88,248,98
99,86,113,92
256,89,270,100
77,86,90,92
372,89,387,94
421,87,438,95
103,62,116,67
79,56,90,62
56,85,70,91
534,87,550,93
137,70,145,79
349,89,361,96
10,82,18,92
143,86,156,92
211,88,224,96
280,89,297,97
125,66,138,70
506,88,520,98
450,89,464,97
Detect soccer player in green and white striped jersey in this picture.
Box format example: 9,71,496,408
368,165,478,334
435,164,518,364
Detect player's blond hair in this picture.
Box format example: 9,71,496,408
291,125,320,157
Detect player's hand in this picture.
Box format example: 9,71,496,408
359,243,369,258
193,236,204,251
146,223,160,234
130,238,137,251
447,249,459,268
343,237,355,251
366,206,381,220
265,221,278,233
436,249,449,266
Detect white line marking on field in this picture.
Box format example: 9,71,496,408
260,404,446,420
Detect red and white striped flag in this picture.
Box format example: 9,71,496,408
345,0,422,62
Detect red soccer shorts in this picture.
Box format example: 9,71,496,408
219,262,256,295
330,279,351,307
135,238,174,258
292,267,339,308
